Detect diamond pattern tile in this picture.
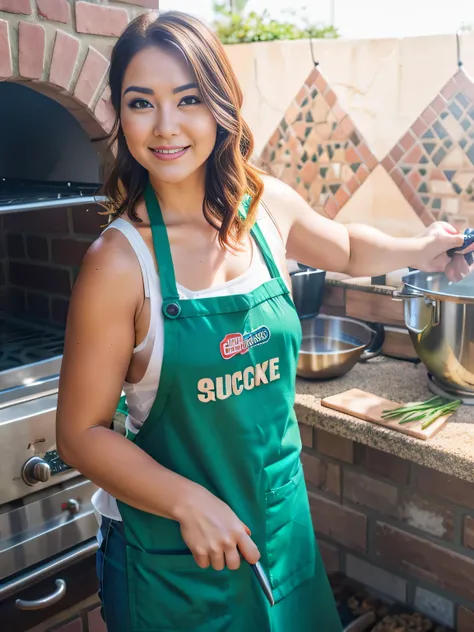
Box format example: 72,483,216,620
382,69,474,229
259,67,378,219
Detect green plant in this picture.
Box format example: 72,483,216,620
228,0,249,13
213,3,339,45
381,396,462,430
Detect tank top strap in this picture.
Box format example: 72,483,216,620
103,218,155,299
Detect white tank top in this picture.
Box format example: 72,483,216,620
91,206,288,521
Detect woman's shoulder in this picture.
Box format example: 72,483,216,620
259,174,303,241
261,174,304,208
75,219,143,302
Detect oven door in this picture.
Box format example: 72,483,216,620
0,477,100,630
0,479,98,582
0,538,99,632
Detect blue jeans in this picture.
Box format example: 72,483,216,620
96,517,132,631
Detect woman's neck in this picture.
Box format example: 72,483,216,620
149,169,207,225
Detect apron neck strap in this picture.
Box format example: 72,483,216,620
145,181,179,301
145,184,283,300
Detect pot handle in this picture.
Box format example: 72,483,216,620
392,288,440,329
359,322,385,362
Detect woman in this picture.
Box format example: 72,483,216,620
56,10,470,632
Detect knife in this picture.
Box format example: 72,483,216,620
250,561,275,607
447,227,474,265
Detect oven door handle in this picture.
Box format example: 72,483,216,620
15,579,66,611
0,539,98,603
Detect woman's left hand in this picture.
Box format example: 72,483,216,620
414,222,474,282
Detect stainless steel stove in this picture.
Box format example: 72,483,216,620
0,81,106,629
0,321,98,630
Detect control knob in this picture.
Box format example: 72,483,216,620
22,456,51,486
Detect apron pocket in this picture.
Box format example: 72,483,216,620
265,462,316,604
126,547,232,631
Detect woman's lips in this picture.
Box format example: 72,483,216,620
149,146,190,161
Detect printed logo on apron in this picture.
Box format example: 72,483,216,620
220,325,271,360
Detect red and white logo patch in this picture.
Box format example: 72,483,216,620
220,333,249,360
220,326,271,360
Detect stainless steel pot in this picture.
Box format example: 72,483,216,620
297,315,384,380
395,270,474,396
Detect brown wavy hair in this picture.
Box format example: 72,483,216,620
102,10,264,249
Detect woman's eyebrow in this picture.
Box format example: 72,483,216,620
123,86,155,96
173,82,198,94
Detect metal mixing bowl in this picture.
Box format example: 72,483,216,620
297,315,383,380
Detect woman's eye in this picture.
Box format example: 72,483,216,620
179,95,201,107
129,99,152,109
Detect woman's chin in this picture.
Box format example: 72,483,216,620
148,162,208,187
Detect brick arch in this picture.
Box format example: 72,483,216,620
0,0,159,148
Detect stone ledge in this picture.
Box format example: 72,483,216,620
295,356,474,483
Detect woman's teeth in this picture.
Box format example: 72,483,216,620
154,148,185,154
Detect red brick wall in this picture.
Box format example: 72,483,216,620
299,424,474,630
0,1,159,137
1,204,104,325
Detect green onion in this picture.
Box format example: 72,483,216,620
381,397,462,428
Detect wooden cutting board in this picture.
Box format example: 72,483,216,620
320,388,453,440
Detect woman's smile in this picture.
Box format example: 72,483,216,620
149,145,191,161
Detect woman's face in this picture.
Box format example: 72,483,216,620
120,45,218,186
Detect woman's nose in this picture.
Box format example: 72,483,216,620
153,108,179,139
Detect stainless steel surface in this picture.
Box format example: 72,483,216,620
251,562,274,607
427,372,474,405
0,376,59,411
15,579,66,611
0,356,61,394
0,479,97,582
0,391,78,505
0,196,107,215
63,499,81,516
401,269,474,302
297,315,380,380
0,539,98,602
396,271,474,398
22,456,52,486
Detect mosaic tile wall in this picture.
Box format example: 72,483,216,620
260,67,378,219
260,67,474,230
382,70,474,231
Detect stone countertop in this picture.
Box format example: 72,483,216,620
294,356,474,483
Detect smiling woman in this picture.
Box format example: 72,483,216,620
103,11,263,249
55,8,471,632
55,9,344,632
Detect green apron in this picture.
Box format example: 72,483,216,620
116,183,342,632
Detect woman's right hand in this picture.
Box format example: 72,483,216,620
175,485,260,571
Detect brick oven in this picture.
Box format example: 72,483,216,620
0,3,158,632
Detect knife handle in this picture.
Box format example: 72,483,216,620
447,228,474,264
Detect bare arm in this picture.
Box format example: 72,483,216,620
56,230,259,569
56,232,192,520
262,176,467,279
